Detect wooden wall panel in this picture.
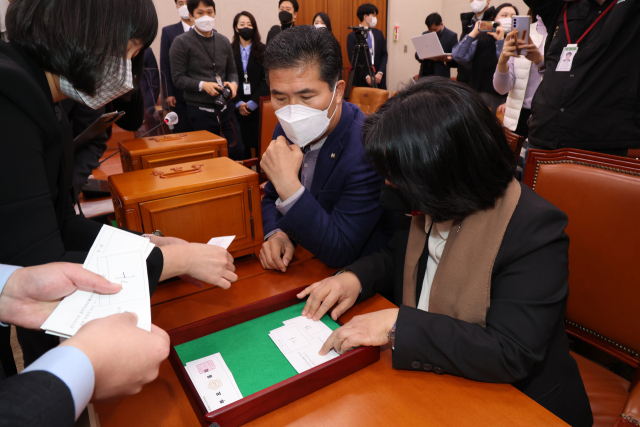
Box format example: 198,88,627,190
295,0,329,26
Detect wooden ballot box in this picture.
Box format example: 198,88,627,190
119,130,228,172
109,157,264,258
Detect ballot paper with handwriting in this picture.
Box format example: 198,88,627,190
269,316,339,374
207,236,235,249
41,226,153,338
185,353,243,412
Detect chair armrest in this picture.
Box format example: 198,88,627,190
618,384,640,426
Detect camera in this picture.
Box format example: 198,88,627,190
212,85,232,112
348,26,371,45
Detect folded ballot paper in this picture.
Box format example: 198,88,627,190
269,316,340,373
41,226,237,338
185,353,243,412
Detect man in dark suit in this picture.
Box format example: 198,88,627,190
259,26,395,271
415,13,458,79
160,0,194,133
0,263,169,427
266,0,298,44
458,1,495,84
347,3,388,90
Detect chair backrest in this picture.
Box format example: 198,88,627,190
523,149,640,368
349,87,389,116
258,96,278,180
503,127,525,165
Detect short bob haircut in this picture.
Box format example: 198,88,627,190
264,25,342,90
362,77,516,223
6,0,158,96
357,3,379,22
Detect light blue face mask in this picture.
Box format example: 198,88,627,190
60,58,134,110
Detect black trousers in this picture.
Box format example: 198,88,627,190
188,104,245,160
235,108,260,159
352,66,387,90
515,108,532,139
172,100,193,133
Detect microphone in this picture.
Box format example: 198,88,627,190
138,112,180,138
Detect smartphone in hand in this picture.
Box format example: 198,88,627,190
479,21,499,32
512,16,531,55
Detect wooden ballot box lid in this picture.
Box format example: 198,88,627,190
118,130,226,157
109,157,258,205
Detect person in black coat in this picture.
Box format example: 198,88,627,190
230,11,269,159
0,0,238,367
347,3,388,90
298,78,593,427
141,48,161,136
266,0,298,44
415,13,459,79
458,2,496,84
159,0,194,132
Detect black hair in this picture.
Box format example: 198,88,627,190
313,12,333,33
264,25,342,89
231,11,265,64
362,77,516,223
494,3,519,18
528,8,538,23
188,0,215,16
425,13,442,28
357,3,379,22
279,0,299,13
6,0,157,96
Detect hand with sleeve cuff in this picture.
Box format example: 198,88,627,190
259,231,295,272
298,271,362,321
319,308,399,355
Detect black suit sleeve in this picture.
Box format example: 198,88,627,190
346,33,356,67
392,201,570,383
160,28,175,98
252,61,269,105
0,371,75,427
108,89,144,131
376,31,388,75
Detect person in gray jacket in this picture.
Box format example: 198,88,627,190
169,0,244,159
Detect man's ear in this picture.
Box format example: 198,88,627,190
335,80,347,104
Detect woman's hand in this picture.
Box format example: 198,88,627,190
498,29,518,71
298,272,362,321
159,243,237,289
238,102,251,116
488,25,505,41
469,20,481,38
522,42,544,66
497,103,507,116
319,308,399,355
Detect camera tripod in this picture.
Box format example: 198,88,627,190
345,27,377,100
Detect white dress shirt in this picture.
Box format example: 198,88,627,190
417,218,455,312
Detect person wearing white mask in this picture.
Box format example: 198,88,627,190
312,12,333,34
346,3,388,90
159,0,196,134
458,0,495,84
0,0,238,369
259,26,395,272
170,0,245,160
452,3,518,114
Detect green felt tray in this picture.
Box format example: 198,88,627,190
174,302,340,397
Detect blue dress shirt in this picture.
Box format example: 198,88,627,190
235,43,258,112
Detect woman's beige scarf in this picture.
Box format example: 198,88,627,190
402,179,521,327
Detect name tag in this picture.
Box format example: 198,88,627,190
243,83,251,96
556,44,578,72
215,75,224,87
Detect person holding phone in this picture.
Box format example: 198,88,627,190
452,3,519,114
494,12,547,138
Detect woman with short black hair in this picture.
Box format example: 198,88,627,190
0,0,238,366
298,78,593,427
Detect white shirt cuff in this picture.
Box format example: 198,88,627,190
275,185,305,217
199,81,204,91
23,346,95,420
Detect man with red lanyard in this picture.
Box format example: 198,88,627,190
523,0,640,156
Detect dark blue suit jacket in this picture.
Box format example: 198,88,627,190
160,22,186,102
261,101,396,268
141,49,160,109
415,27,459,78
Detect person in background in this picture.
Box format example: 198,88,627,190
298,77,593,427
231,11,269,159
0,0,8,42
1,0,238,368
170,0,245,160
415,13,458,79
458,0,495,84
160,0,194,133
141,48,161,136
313,12,332,33
260,26,395,271
347,3,388,90
524,0,639,155
267,0,298,44
494,11,546,139
0,263,169,426
452,3,517,114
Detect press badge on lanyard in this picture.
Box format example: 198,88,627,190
555,0,616,72
243,73,251,95
215,75,224,88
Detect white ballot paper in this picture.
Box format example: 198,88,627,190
207,235,235,249
269,316,339,374
41,226,153,338
185,353,243,412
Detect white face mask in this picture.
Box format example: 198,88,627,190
275,85,339,148
177,5,190,20
369,16,378,28
314,24,327,29
60,58,133,110
470,0,487,13
496,17,512,32
194,15,215,32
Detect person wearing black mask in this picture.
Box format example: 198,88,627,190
266,0,298,44
231,11,269,159
415,13,459,79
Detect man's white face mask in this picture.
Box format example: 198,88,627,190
194,15,215,32
177,5,190,20
275,84,339,148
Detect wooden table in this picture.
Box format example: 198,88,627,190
94,256,567,427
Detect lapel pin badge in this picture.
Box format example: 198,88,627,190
331,153,336,159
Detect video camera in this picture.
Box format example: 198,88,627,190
348,26,371,45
